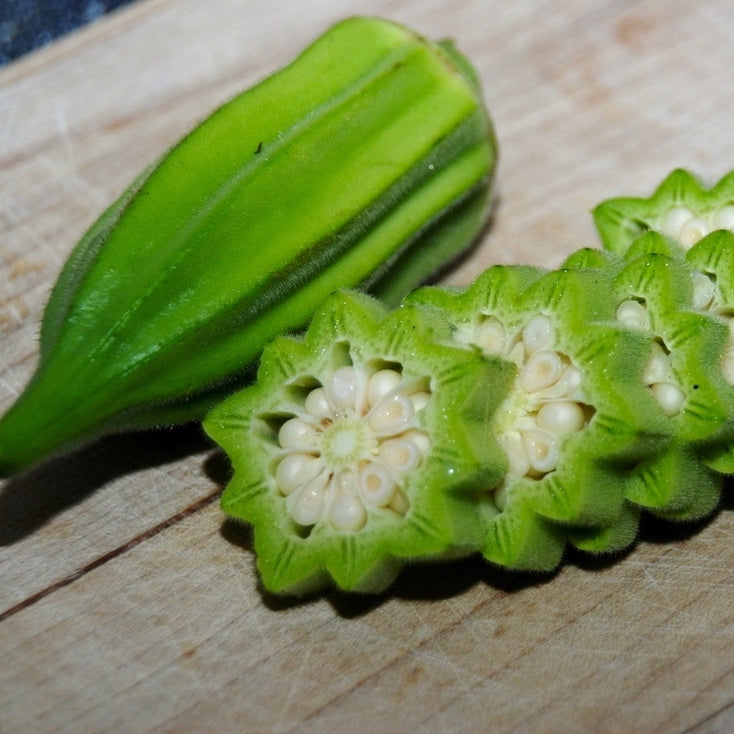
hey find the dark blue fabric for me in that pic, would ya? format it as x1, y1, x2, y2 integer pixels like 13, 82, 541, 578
0, 0, 135, 65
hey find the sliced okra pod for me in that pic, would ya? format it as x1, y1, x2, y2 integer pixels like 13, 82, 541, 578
204, 291, 515, 595
407, 264, 668, 570
612, 229, 734, 478
686, 230, 734, 473
563, 241, 728, 528
611, 251, 729, 519
0, 16, 497, 476
593, 168, 734, 254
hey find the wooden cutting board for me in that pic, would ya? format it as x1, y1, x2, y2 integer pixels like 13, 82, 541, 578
1, 0, 733, 730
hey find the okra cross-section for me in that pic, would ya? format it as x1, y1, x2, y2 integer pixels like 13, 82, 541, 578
204, 291, 514, 595
406, 264, 668, 571
593, 168, 734, 254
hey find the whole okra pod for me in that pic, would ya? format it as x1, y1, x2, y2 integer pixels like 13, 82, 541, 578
0, 16, 497, 476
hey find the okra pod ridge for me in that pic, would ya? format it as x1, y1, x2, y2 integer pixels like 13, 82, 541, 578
594, 168, 734, 254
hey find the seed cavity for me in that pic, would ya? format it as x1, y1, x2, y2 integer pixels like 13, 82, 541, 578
687, 269, 734, 387
617, 299, 649, 330
462, 313, 594, 508
616, 299, 686, 416
269, 360, 431, 532
692, 271, 716, 310
658, 203, 734, 247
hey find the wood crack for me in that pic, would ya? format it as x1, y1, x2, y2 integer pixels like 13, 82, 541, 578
0, 488, 220, 623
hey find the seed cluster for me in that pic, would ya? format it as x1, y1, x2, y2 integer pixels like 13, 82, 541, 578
616, 298, 686, 416
272, 364, 430, 532
459, 313, 591, 505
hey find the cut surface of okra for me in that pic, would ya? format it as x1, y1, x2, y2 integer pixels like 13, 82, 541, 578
205, 291, 515, 595
593, 168, 734, 253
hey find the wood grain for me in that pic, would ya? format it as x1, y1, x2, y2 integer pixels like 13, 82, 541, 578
1, 0, 733, 731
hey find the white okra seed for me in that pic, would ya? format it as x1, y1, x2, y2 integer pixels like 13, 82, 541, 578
289, 479, 328, 526
616, 299, 649, 330
692, 271, 716, 310
275, 453, 321, 494
643, 342, 672, 384
389, 488, 410, 515
522, 314, 553, 355
536, 401, 585, 434
522, 429, 559, 474
679, 217, 710, 246
304, 386, 331, 418
366, 369, 402, 407
651, 380, 686, 416
660, 205, 695, 238
401, 428, 431, 455
337, 469, 360, 496
368, 392, 414, 434
521, 350, 564, 393
328, 494, 367, 531
279, 417, 318, 450
713, 204, 734, 231
538, 363, 583, 401
502, 431, 531, 477
327, 366, 360, 410
410, 391, 431, 412
359, 462, 396, 506
549, 364, 583, 399
474, 317, 507, 354
378, 437, 422, 473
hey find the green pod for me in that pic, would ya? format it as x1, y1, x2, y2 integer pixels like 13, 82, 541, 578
204, 291, 514, 595
0, 16, 497, 476
407, 264, 669, 571
593, 168, 734, 254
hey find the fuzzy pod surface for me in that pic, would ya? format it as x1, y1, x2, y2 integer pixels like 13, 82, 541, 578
406, 264, 670, 571
593, 168, 734, 476
204, 290, 515, 595
561, 243, 729, 534
0, 16, 497, 476
593, 168, 734, 254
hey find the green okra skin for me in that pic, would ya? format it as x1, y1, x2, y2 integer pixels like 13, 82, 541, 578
686, 230, 734, 472
406, 264, 669, 571
593, 168, 734, 255
560, 243, 728, 541
204, 290, 515, 595
611, 231, 734, 482
612, 250, 733, 446
0, 16, 498, 477
566, 501, 642, 555
556, 239, 734, 552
